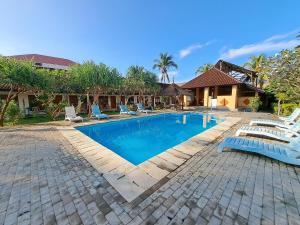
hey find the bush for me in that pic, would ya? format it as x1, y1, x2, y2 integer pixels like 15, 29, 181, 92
5, 101, 22, 124
45, 101, 68, 120
274, 103, 299, 116
249, 96, 262, 112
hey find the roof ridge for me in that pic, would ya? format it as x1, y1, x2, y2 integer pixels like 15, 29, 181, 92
10, 54, 76, 63
212, 67, 242, 84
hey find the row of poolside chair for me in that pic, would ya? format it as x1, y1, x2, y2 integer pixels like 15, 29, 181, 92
65, 103, 153, 122
218, 108, 300, 166
120, 103, 153, 115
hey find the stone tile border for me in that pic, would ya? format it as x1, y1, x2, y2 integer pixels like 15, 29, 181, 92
58, 113, 241, 202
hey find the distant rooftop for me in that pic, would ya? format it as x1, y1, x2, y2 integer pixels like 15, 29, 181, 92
176, 82, 186, 87
10, 54, 77, 69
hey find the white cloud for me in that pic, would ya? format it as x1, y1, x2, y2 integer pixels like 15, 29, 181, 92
220, 29, 300, 60
179, 41, 213, 58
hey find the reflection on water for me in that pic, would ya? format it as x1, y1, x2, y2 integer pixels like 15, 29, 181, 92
183, 115, 187, 125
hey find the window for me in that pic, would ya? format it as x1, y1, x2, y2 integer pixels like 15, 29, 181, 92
218, 86, 232, 96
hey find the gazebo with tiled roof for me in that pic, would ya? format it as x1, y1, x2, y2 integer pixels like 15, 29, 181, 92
182, 60, 264, 110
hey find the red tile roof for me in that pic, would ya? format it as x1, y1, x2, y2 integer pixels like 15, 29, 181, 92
11, 54, 76, 67
182, 68, 241, 89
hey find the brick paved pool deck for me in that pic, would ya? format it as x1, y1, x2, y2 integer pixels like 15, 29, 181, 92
0, 112, 300, 225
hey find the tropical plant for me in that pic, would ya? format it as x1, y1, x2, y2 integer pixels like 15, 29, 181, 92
4, 100, 22, 124
153, 53, 178, 83
195, 63, 214, 76
122, 66, 159, 104
266, 50, 300, 115
249, 96, 262, 112
70, 61, 122, 115
244, 54, 268, 88
0, 57, 47, 126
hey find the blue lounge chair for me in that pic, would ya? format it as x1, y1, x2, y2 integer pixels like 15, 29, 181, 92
91, 104, 109, 119
136, 103, 152, 114
218, 136, 300, 166
236, 125, 299, 143
119, 105, 137, 115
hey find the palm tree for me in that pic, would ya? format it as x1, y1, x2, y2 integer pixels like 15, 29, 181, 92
153, 53, 178, 83
244, 54, 267, 88
195, 63, 214, 76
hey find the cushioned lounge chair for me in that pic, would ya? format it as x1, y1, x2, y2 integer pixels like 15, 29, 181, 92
218, 136, 300, 166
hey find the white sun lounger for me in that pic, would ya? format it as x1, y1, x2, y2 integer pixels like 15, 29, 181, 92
218, 136, 300, 166
279, 108, 300, 122
119, 105, 137, 115
250, 108, 300, 127
136, 103, 152, 114
91, 104, 108, 119
236, 126, 299, 142
65, 106, 83, 122
250, 119, 294, 128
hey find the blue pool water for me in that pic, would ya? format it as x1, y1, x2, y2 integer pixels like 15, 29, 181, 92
76, 113, 218, 165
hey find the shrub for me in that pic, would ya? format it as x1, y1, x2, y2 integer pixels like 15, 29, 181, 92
45, 101, 68, 120
5, 101, 22, 124
274, 103, 299, 116
249, 96, 262, 112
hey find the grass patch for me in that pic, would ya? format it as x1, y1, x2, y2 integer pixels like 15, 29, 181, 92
4, 115, 64, 126
2, 112, 119, 126
104, 111, 119, 115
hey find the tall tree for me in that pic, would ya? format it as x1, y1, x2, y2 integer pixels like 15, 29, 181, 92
195, 63, 214, 76
266, 50, 300, 114
123, 65, 159, 104
70, 61, 122, 114
0, 57, 47, 126
244, 54, 268, 88
153, 53, 177, 83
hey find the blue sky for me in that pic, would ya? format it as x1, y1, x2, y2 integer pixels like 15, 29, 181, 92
0, 0, 299, 82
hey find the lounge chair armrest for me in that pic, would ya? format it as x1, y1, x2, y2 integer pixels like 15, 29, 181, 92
277, 126, 300, 136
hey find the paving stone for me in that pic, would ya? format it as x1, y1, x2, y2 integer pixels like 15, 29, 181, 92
0, 114, 300, 225
105, 211, 121, 225
93, 212, 107, 225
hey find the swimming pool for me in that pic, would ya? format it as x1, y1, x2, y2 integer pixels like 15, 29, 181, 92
76, 113, 217, 165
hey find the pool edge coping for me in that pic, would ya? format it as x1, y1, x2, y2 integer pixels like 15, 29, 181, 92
57, 113, 241, 202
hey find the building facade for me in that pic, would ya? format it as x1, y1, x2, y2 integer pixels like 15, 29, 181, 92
0, 54, 188, 114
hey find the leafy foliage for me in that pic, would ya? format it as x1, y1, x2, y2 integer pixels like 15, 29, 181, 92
0, 56, 47, 126
70, 61, 122, 114
153, 53, 177, 83
195, 63, 214, 75
249, 96, 262, 112
267, 50, 300, 101
122, 65, 160, 104
244, 54, 268, 88
4, 100, 22, 124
